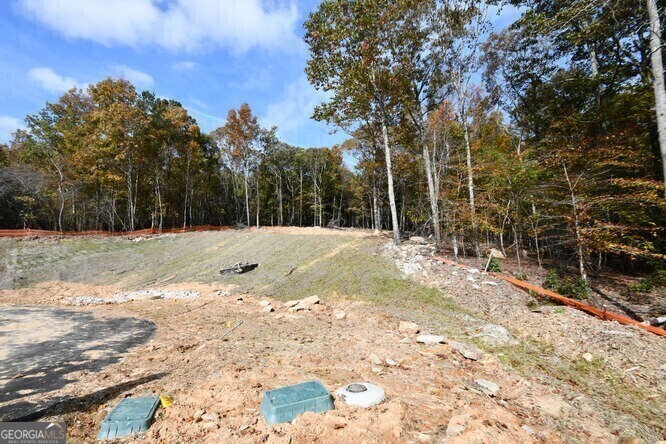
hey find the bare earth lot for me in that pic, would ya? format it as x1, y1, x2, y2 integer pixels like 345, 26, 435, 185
0, 228, 664, 443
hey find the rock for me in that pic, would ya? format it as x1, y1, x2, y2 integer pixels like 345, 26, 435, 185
416, 334, 446, 345
288, 295, 321, 311
301, 295, 321, 306
259, 300, 271, 307
333, 310, 346, 320
521, 425, 536, 435
466, 275, 476, 282
398, 321, 420, 335
474, 379, 499, 396
201, 412, 219, 422
446, 414, 470, 438
449, 340, 483, 361
482, 281, 498, 286
284, 300, 299, 308
368, 353, 383, 365
371, 367, 382, 373
385, 358, 397, 366
402, 262, 422, 275
262, 305, 274, 313
581, 352, 594, 363
472, 284, 481, 290
477, 324, 518, 347
409, 236, 427, 244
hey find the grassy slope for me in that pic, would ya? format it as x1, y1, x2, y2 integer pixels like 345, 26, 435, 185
0, 230, 662, 438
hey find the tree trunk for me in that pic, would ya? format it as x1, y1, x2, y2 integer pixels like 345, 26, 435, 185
244, 167, 250, 226
563, 163, 587, 282
647, 0, 666, 198
423, 134, 441, 243
461, 104, 479, 256
382, 121, 400, 244
278, 175, 283, 226
372, 174, 380, 233
256, 176, 260, 229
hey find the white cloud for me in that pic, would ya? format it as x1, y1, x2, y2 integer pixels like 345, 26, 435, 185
173, 61, 197, 71
18, 0, 301, 53
0, 116, 24, 143
262, 76, 337, 147
28, 67, 83, 93
112, 65, 154, 88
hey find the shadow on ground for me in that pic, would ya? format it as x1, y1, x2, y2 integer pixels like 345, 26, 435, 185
0, 306, 156, 420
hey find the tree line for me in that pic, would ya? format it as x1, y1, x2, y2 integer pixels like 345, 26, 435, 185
1, 0, 665, 281
304, 0, 666, 280
0, 80, 348, 232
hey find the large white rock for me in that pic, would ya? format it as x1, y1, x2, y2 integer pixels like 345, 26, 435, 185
398, 321, 420, 335
416, 334, 446, 345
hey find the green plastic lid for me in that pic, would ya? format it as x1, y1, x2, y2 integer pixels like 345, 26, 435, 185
97, 397, 160, 440
261, 380, 334, 424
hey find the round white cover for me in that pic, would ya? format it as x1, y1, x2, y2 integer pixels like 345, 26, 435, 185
334, 382, 385, 408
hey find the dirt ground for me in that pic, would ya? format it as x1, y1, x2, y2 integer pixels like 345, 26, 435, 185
0, 282, 643, 443
0, 229, 664, 443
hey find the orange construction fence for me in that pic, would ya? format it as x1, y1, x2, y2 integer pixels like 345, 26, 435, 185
0, 225, 232, 238
432, 256, 666, 338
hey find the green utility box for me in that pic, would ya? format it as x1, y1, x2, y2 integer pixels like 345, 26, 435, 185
261, 380, 334, 424
97, 396, 160, 440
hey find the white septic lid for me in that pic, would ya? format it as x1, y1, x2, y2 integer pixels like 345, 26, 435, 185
334, 382, 385, 408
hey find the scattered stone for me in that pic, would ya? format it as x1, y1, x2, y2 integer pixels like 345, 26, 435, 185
449, 340, 483, 361
371, 367, 382, 373
466, 275, 476, 282
368, 353, 383, 365
521, 425, 536, 435
287, 295, 321, 311
301, 295, 321, 306
476, 324, 518, 347
333, 310, 346, 320
259, 300, 271, 307
482, 281, 498, 286
214, 289, 230, 296
416, 334, 446, 345
409, 236, 427, 244
385, 358, 397, 366
200, 412, 219, 422
262, 305, 274, 313
472, 284, 481, 290
446, 414, 470, 438
582, 352, 594, 363
62, 289, 201, 306
474, 379, 499, 396
401, 262, 422, 276
398, 321, 420, 335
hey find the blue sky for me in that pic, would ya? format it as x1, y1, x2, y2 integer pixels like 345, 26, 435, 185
0, 0, 521, 160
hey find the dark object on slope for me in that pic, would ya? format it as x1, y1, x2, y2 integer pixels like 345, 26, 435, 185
220, 262, 258, 275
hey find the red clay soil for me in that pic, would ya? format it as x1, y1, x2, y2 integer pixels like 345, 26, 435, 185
0, 225, 232, 238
